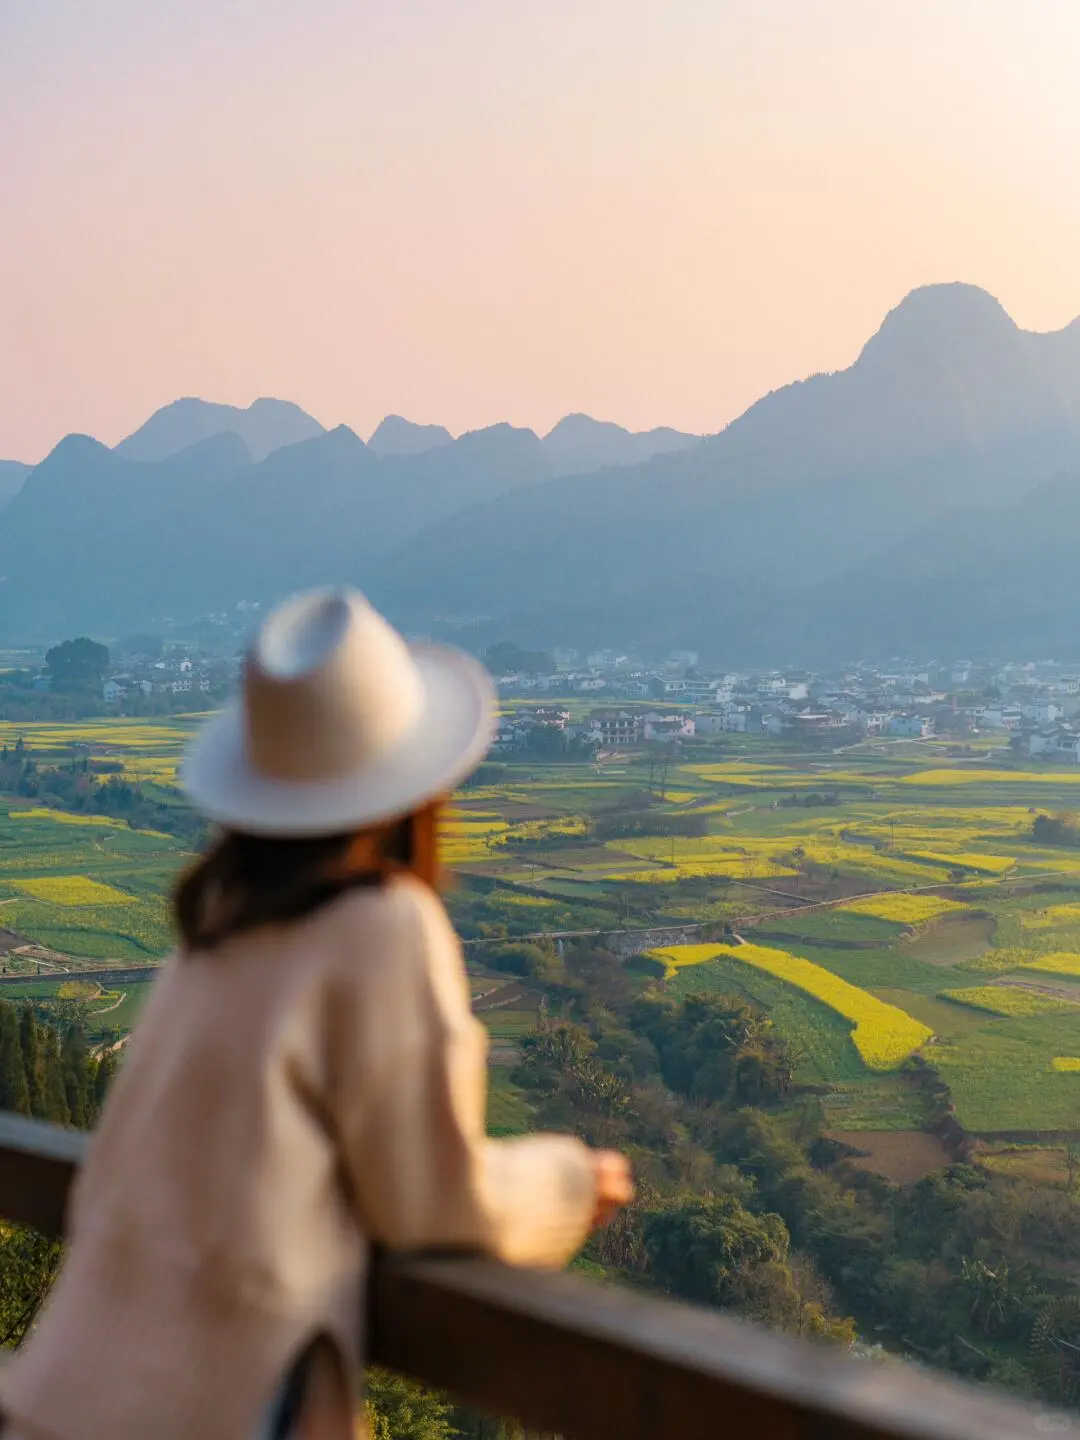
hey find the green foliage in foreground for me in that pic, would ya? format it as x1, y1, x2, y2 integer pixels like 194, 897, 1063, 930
0, 999, 114, 1348
508, 941, 1080, 1407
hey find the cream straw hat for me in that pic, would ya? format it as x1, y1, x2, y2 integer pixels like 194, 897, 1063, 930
181, 587, 495, 836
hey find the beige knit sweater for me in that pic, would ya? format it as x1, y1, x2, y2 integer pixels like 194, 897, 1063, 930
3, 876, 596, 1439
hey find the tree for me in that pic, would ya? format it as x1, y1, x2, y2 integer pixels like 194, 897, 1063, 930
0, 1225, 61, 1347
45, 637, 110, 692
18, 1002, 44, 1117
643, 1194, 791, 1307
0, 1004, 30, 1116
93, 1048, 118, 1116
61, 1024, 90, 1130
481, 642, 553, 678
364, 1369, 457, 1440
38, 1028, 70, 1126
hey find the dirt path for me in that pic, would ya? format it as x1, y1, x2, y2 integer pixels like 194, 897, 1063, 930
89, 989, 127, 1017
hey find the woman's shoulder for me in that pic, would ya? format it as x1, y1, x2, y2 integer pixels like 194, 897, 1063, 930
318, 873, 458, 959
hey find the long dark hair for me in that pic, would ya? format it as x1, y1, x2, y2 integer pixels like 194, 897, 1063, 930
174, 804, 441, 952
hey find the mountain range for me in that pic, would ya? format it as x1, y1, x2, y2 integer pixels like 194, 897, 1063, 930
4, 282, 1080, 661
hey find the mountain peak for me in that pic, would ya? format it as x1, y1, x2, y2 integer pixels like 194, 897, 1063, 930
859, 283, 1018, 367
368, 415, 453, 457
542, 412, 697, 476
115, 396, 324, 463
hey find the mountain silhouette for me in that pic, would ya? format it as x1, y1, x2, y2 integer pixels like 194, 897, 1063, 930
367, 415, 453, 456
115, 397, 325, 463
0, 461, 30, 511
0, 422, 553, 638
541, 413, 698, 476
370, 284, 1080, 656
6, 282, 1080, 657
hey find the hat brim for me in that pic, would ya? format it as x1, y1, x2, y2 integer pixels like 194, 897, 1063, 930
180, 643, 495, 837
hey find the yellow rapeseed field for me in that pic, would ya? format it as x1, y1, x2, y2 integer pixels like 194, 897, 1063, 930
838, 894, 967, 925
940, 986, 1077, 1018
1053, 1058, 1080, 1072
1021, 953, 1080, 978
14, 876, 135, 906
901, 769, 1080, 787
903, 850, 1016, 875
1021, 904, 1080, 930
652, 942, 931, 1069
7, 808, 126, 828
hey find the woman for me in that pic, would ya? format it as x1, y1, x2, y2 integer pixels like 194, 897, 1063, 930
3, 587, 631, 1439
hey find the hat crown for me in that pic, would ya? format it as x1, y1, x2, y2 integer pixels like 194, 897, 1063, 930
243, 589, 424, 783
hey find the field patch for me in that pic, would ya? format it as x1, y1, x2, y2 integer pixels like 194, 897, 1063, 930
1052, 1057, 1080, 1073
940, 985, 1079, 1018
838, 894, 967, 925
903, 914, 995, 966
900, 769, 1080, 787
902, 850, 1016, 875
751, 908, 905, 946
1020, 902, 1080, 930
654, 942, 931, 1069
830, 1129, 953, 1185
933, 1013, 1080, 1131
6, 808, 129, 829
1021, 952, 1080, 978
13, 876, 135, 906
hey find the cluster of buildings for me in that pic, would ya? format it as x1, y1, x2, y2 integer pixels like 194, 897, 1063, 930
101, 646, 236, 703
493, 655, 1080, 758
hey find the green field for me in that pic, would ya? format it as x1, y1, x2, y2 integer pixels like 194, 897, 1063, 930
11, 719, 1080, 1143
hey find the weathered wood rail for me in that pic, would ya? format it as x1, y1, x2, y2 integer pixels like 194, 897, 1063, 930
0, 1112, 1062, 1439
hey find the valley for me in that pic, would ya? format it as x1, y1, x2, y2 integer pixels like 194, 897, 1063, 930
7, 716, 1080, 1181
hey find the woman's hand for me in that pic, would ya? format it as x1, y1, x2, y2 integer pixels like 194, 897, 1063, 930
590, 1149, 633, 1229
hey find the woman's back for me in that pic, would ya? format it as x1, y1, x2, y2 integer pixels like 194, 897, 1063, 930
5, 878, 447, 1439
1, 588, 624, 1440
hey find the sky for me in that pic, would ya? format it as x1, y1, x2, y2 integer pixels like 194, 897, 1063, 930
3, 0, 1080, 463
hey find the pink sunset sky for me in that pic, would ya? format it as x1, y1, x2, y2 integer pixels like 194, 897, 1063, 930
3, 0, 1080, 463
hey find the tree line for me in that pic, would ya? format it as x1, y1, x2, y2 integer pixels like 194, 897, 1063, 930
0, 738, 207, 844
504, 941, 1080, 1405
0, 999, 116, 1348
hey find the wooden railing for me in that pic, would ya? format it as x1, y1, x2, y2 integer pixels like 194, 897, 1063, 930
0, 1112, 1061, 1439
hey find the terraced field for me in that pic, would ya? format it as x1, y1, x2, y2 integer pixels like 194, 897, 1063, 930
8, 721, 1080, 1148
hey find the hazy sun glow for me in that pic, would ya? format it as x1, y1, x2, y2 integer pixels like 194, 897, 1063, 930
3, 0, 1080, 460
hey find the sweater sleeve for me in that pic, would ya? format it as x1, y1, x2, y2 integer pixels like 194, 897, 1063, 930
329, 880, 596, 1268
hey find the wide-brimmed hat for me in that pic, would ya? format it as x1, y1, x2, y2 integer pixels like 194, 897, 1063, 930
181, 587, 495, 836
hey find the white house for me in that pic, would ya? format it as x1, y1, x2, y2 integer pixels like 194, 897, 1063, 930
587, 710, 643, 746
1022, 699, 1063, 725
886, 713, 934, 739
643, 713, 696, 742
982, 706, 1023, 732
102, 680, 126, 703
621, 679, 652, 700
692, 711, 727, 736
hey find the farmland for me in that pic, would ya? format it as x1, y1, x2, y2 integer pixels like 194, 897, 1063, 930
7, 719, 1080, 1154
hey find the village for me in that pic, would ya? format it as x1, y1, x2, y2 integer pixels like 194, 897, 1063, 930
490, 650, 1080, 759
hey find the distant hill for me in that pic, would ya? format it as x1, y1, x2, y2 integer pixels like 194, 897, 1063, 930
541, 413, 698, 476
8, 282, 1080, 657
114, 397, 325, 463
369, 284, 1080, 658
367, 415, 453, 456
0, 422, 554, 639
367, 410, 698, 472
0, 461, 30, 510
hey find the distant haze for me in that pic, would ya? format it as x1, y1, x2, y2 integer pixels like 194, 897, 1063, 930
4, 1, 1080, 461
9, 283, 1080, 661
